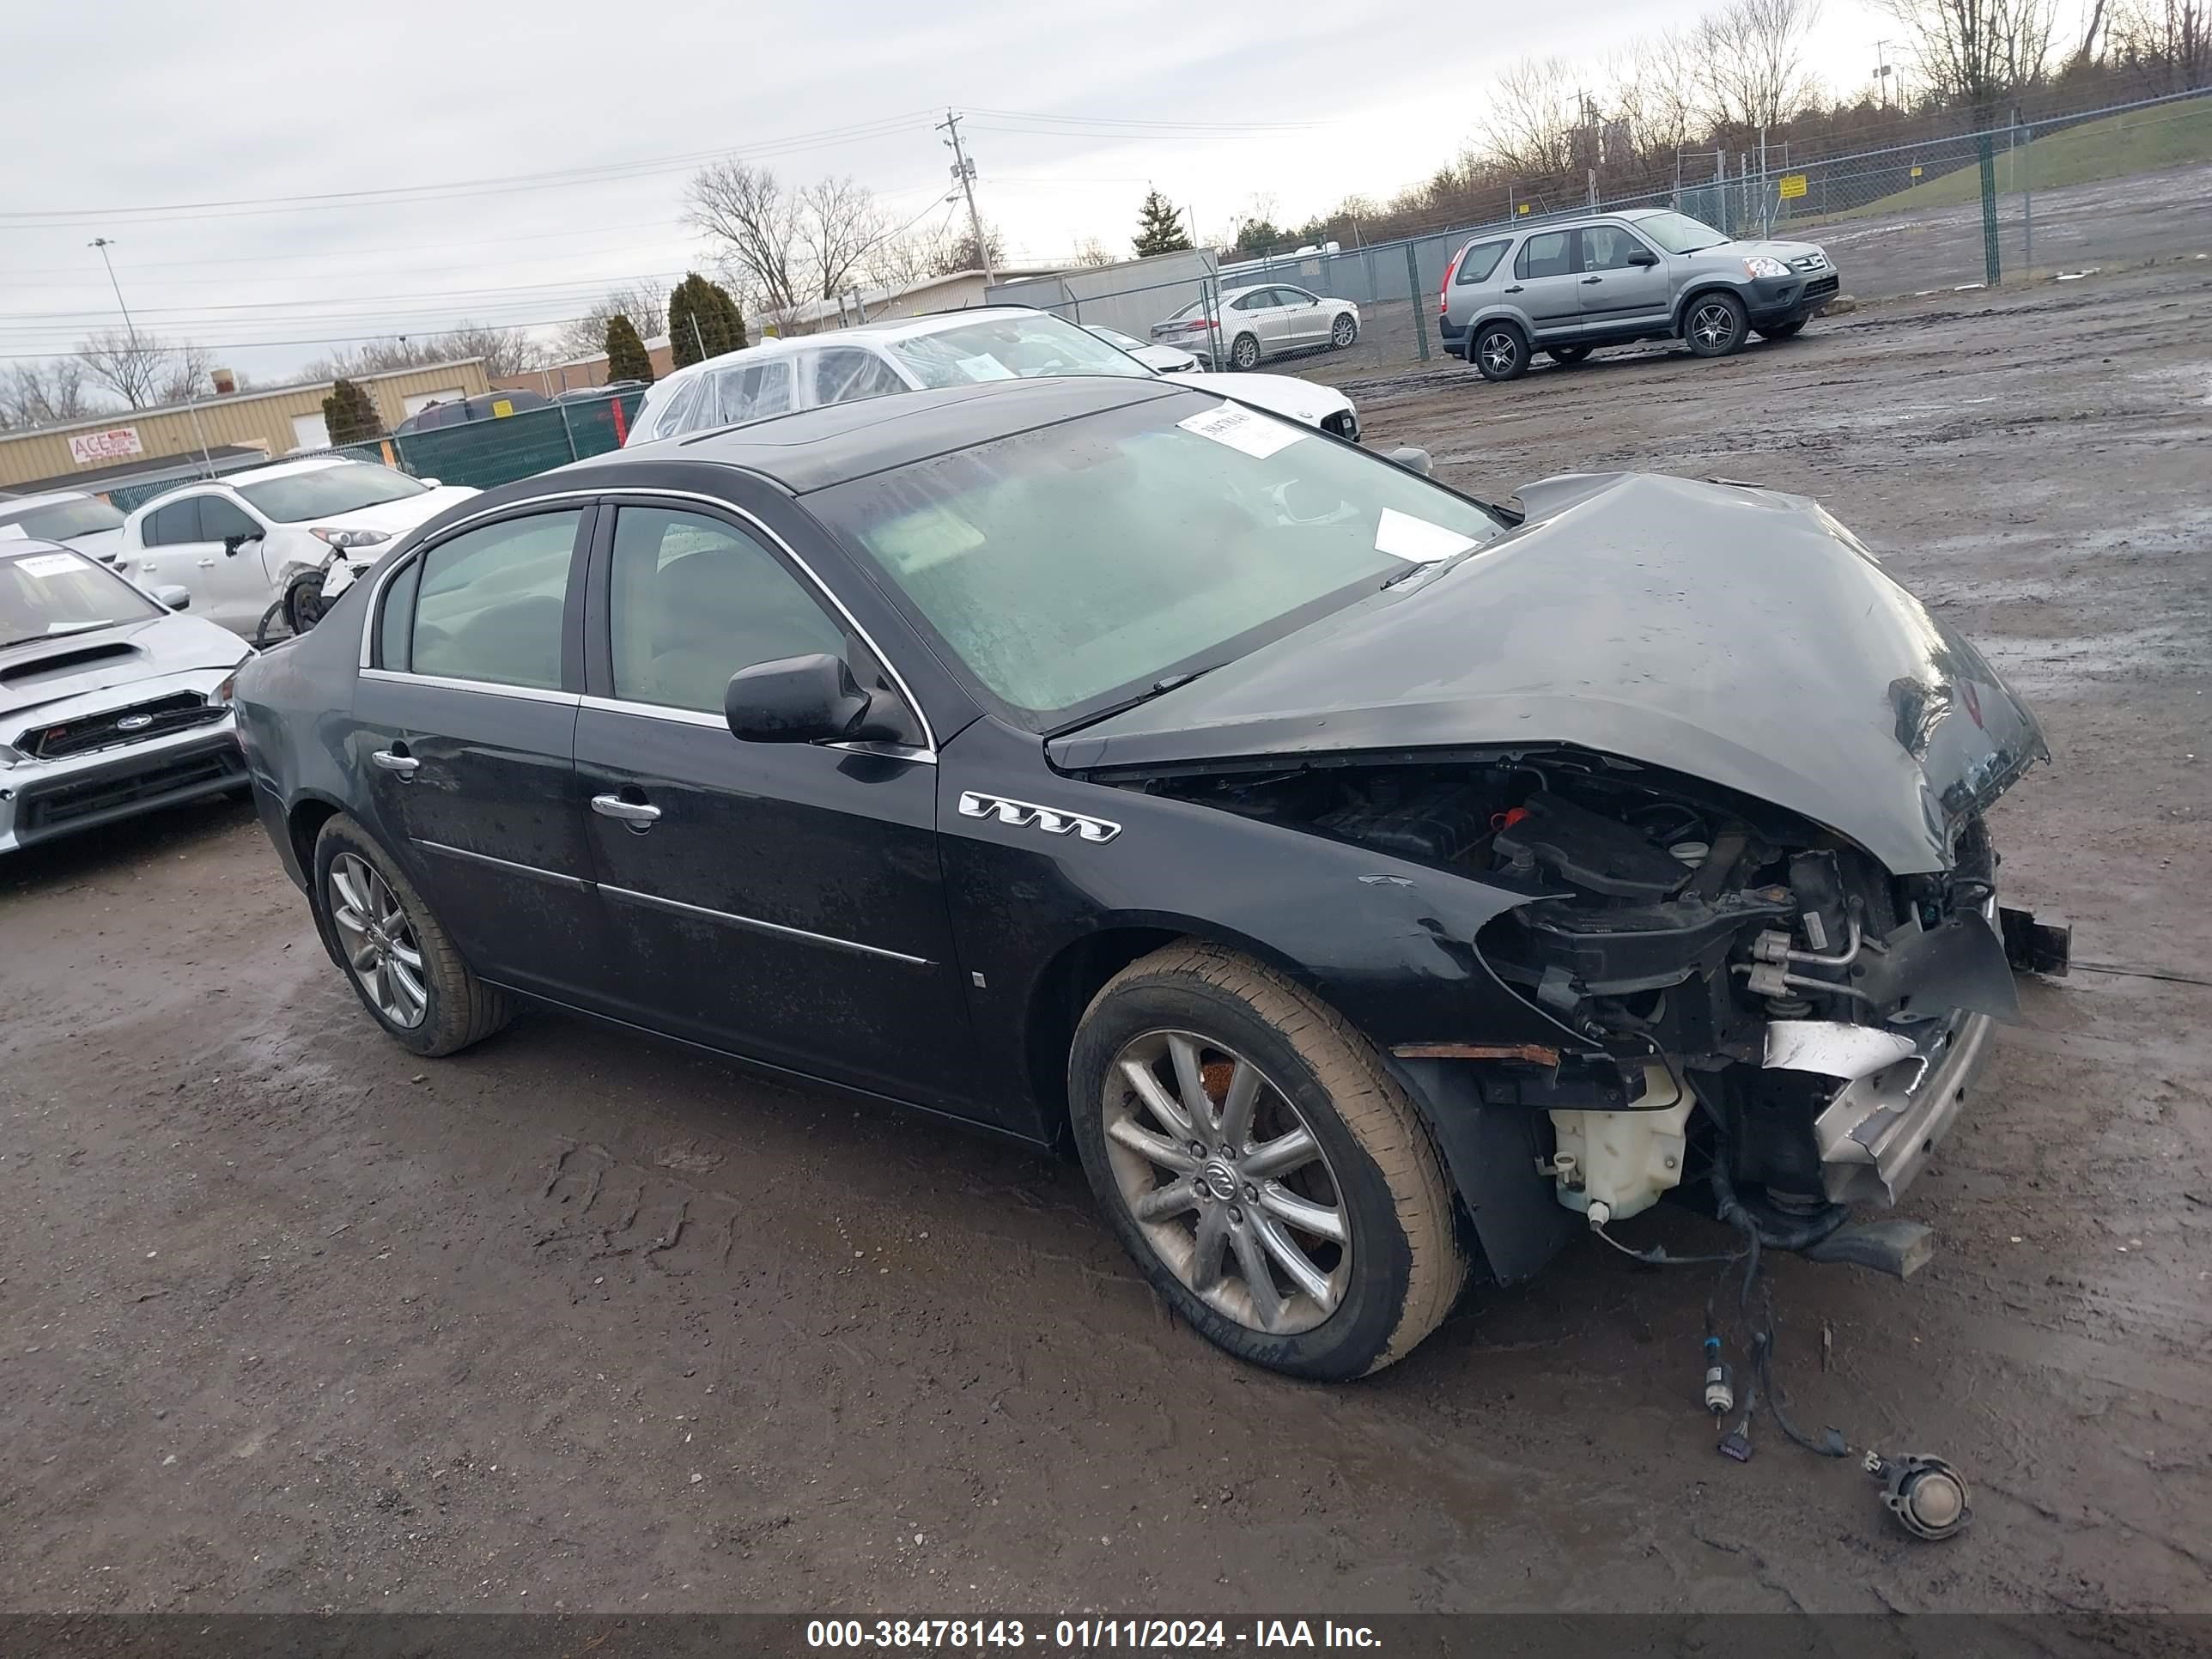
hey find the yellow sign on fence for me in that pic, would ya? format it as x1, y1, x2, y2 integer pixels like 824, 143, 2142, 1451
1778, 173, 1808, 200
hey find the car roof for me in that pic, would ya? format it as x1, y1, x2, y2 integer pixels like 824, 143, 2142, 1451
603, 374, 1192, 495
648, 306, 1109, 392
0, 536, 72, 558
211, 456, 355, 485
0, 489, 99, 515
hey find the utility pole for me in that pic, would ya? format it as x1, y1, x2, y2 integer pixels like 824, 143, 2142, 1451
937, 110, 993, 288
1874, 40, 1893, 108
91, 234, 214, 476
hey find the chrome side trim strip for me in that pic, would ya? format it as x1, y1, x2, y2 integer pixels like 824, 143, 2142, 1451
576, 694, 937, 763
360, 667, 581, 707
415, 839, 593, 890
357, 486, 939, 760
599, 882, 933, 966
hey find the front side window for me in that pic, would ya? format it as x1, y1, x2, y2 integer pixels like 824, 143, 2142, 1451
1579, 226, 1649, 270
239, 463, 427, 523
1633, 211, 1729, 254
143, 498, 204, 547
1455, 240, 1511, 284
811, 349, 909, 408
812, 394, 1506, 728
707, 360, 793, 428
1516, 231, 1574, 279
407, 509, 580, 690
886, 313, 1154, 389
198, 495, 262, 542
2, 497, 125, 541
0, 548, 159, 646
608, 507, 847, 715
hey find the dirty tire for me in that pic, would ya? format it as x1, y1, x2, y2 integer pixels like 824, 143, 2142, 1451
1754, 316, 1808, 342
1230, 332, 1261, 371
1069, 941, 1467, 1380
1684, 290, 1749, 357
312, 813, 511, 1058
1546, 344, 1593, 366
1473, 322, 1529, 381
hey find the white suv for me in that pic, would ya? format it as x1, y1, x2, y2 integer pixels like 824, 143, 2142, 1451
626, 307, 1361, 448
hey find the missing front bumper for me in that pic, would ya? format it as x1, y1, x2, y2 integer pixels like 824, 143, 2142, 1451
1812, 1008, 1997, 1206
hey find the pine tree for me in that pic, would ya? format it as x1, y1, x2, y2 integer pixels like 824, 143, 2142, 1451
322, 377, 384, 446
1133, 191, 1194, 258
668, 272, 750, 368
605, 313, 654, 385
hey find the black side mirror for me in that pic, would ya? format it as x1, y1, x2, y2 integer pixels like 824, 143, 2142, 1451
1627, 249, 1659, 268
725, 653, 904, 745
222, 532, 260, 556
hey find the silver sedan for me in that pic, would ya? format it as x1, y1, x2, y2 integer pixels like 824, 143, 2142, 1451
1152, 285, 1361, 371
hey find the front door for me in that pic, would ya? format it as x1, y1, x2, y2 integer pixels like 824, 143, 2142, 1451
572, 501, 976, 1106
1276, 287, 1327, 346
1507, 229, 1584, 339
1576, 225, 1672, 331
133, 495, 270, 633
352, 504, 606, 1000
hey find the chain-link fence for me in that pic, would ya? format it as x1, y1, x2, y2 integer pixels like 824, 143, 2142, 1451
105, 388, 648, 515
1010, 87, 2212, 385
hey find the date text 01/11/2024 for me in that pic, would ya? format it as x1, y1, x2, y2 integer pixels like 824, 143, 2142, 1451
805, 1619, 1383, 1650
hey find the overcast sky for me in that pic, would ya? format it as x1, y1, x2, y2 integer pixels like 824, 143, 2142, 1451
4, 0, 1894, 388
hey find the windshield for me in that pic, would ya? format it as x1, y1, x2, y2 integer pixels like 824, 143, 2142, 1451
1, 498, 126, 541
886, 313, 1156, 390
1634, 211, 1731, 254
238, 463, 427, 523
0, 548, 159, 647
1090, 327, 1145, 349
813, 394, 1507, 729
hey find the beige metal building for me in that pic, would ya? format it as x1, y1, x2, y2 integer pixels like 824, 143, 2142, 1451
0, 361, 491, 494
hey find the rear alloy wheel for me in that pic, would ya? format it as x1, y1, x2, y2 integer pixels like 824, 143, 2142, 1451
1474, 322, 1529, 381
1230, 332, 1261, 371
1070, 943, 1466, 1378
1546, 344, 1593, 367
1754, 316, 1808, 342
313, 814, 511, 1057
1329, 313, 1358, 349
1685, 291, 1749, 357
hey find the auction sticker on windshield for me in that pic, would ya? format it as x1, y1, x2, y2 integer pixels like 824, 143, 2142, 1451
15, 552, 85, 579
1178, 402, 1304, 459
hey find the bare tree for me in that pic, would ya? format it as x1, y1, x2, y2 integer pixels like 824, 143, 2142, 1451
797, 176, 885, 301
1611, 31, 1709, 167
1478, 57, 1585, 179
933, 222, 1006, 276
1, 360, 100, 429
686, 161, 803, 315
439, 324, 543, 379
859, 225, 953, 294
155, 343, 216, 406
1695, 0, 1824, 132
2110, 0, 2209, 88
1071, 237, 1119, 268
306, 324, 539, 383
555, 283, 668, 362
76, 329, 175, 410
1881, 0, 2061, 113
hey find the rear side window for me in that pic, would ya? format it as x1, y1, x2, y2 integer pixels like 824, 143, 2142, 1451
1516, 231, 1574, 279
1455, 240, 1510, 284
143, 498, 202, 546
407, 510, 581, 691
707, 361, 793, 428
811, 349, 908, 408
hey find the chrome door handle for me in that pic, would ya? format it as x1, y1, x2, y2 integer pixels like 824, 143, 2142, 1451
196, 558, 217, 568
1581, 276, 1603, 284
591, 793, 661, 827
371, 750, 419, 776
1504, 285, 1524, 294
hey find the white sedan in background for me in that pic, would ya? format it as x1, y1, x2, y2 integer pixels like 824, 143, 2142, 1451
1152, 284, 1360, 371
118, 458, 478, 638
627, 307, 1361, 447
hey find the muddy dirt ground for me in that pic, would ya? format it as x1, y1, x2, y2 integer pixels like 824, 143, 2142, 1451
3, 263, 2208, 1616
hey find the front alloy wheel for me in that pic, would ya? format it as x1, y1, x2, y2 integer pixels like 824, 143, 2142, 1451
1329, 313, 1358, 349
1102, 1030, 1351, 1336
1686, 292, 1748, 357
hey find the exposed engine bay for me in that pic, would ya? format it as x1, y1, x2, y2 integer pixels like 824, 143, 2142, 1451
1137, 750, 2051, 1245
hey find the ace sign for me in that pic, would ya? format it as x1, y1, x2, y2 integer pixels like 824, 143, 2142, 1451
68, 426, 143, 466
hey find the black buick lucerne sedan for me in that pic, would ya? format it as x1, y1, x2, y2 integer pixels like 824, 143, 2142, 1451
234, 375, 2050, 1378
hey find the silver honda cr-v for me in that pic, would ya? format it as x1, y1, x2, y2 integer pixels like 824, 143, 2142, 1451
1438, 209, 1839, 380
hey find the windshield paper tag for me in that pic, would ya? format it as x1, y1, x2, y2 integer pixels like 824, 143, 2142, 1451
955, 356, 1018, 382
17, 552, 83, 578
1178, 402, 1304, 459
1374, 507, 1478, 563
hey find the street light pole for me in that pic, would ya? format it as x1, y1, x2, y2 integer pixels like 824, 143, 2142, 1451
88, 235, 215, 477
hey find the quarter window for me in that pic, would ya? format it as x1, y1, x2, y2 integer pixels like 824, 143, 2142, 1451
811, 349, 908, 408
1454, 239, 1510, 284
408, 510, 581, 691
143, 498, 203, 546
1515, 231, 1574, 280
647, 377, 703, 440
707, 360, 793, 428
607, 507, 848, 716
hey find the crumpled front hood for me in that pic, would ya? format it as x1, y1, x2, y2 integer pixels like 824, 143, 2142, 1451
0, 611, 247, 720
1049, 472, 2045, 875
1181, 371, 1352, 428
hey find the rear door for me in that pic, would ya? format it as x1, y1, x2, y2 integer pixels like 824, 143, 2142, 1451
1508, 229, 1584, 338
1576, 224, 1671, 330
352, 503, 606, 1000
570, 495, 978, 1106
